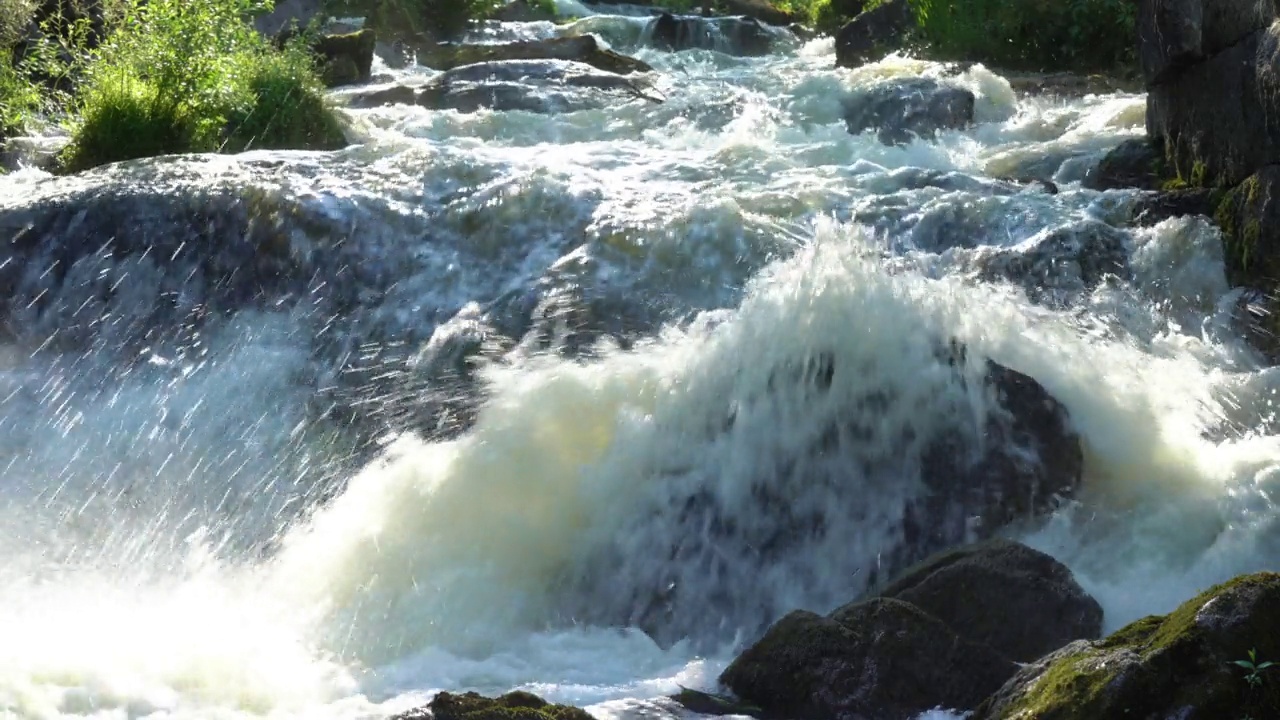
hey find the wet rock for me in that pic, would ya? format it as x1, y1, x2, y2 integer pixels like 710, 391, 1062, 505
975, 572, 1280, 720
977, 220, 1131, 306
343, 83, 420, 108
669, 688, 762, 717
719, 0, 796, 26
418, 36, 652, 75
720, 598, 1015, 720
1214, 166, 1280, 359
1083, 138, 1164, 191
313, 29, 377, 87
0, 134, 69, 173
417, 60, 662, 114
1130, 187, 1216, 226
876, 538, 1103, 662
646, 13, 779, 56
392, 691, 594, 720
834, 0, 912, 69
1138, 0, 1275, 85
842, 78, 975, 145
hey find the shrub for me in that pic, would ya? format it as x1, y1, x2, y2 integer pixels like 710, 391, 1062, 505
0, 48, 42, 138
62, 0, 345, 171
0, 0, 37, 50
899, 0, 1137, 72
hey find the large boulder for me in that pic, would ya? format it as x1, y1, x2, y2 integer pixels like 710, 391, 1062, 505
646, 13, 780, 56
834, 0, 913, 69
418, 36, 653, 75
975, 572, 1280, 720
720, 598, 1015, 720
720, 0, 796, 26
1138, 0, 1275, 85
392, 691, 594, 720
415, 60, 663, 114
875, 538, 1104, 662
1146, 20, 1280, 188
841, 78, 974, 145
556, 342, 1085, 650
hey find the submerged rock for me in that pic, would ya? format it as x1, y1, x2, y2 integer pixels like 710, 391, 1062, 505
876, 538, 1103, 662
392, 691, 594, 720
1130, 187, 1216, 226
646, 13, 780, 56
842, 78, 975, 145
417, 60, 662, 114
418, 36, 653, 76
558, 341, 1084, 650
721, 598, 1014, 720
977, 220, 1131, 306
834, 0, 912, 69
975, 572, 1280, 720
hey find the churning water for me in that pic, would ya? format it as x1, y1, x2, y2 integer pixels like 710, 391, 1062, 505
1, 4, 1278, 719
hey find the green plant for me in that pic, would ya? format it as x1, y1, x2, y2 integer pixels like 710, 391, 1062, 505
0, 47, 42, 137
864, 0, 1136, 73
325, 0, 507, 41
0, 0, 37, 50
62, 0, 344, 171
1232, 648, 1276, 689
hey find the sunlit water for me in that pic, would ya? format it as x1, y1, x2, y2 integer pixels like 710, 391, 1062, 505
1, 5, 1277, 720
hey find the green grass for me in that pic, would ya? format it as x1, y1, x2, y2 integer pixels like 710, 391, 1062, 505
0, 48, 42, 138
60, 0, 345, 171
882, 0, 1137, 72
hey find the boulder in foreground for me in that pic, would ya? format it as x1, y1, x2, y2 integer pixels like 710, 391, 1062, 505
975, 572, 1280, 720
392, 691, 594, 720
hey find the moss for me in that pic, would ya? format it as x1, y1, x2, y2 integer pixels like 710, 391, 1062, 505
982, 573, 1280, 720
427, 691, 594, 720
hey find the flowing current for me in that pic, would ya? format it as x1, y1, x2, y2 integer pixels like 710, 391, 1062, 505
2, 4, 1280, 719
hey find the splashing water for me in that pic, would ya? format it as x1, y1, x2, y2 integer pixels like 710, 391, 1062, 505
0, 8, 1277, 720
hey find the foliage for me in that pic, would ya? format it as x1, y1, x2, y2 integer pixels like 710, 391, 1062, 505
0, 0, 37, 50
0, 48, 42, 137
888, 0, 1137, 72
61, 0, 344, 171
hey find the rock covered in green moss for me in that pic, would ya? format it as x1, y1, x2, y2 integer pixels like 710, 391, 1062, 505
876, 538, 1103, 662
314, 29, 376, 87
392, 691, 595, 720
720, 598, 1014, 720
975, 572, 1280, 720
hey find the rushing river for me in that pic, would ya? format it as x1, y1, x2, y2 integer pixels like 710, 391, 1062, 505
1, 3, 1278, 719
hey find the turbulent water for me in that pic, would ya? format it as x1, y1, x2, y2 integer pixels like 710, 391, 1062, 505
2, 2, 1280, 719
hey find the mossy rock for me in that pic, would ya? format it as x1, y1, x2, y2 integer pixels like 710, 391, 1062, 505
720, 598, 1015, 720
314, 29, 376, 87
669, 687, 762, 717
1082, 138, 1165, 192
391, 691, 594, 720
974, 572, 1280, 720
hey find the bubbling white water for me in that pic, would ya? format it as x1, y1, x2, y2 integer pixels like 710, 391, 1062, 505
0, 12, 1276, 720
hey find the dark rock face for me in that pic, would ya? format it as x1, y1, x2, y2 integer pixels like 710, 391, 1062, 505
720, 0, 796, 26
417, 36, 653, 76
1139, 0, 1275, 85
842, 78, 974, 145
720, 599, 1015, 720
977, 221, 1131, 306
392, 691, 594, 720
975, 572, 1280, 720
834, 0, 912, 69
876, 538, 1104, 662
1146, 22, 1280, 188
416, 60, 662, 114
314, 29, 377, 87
1130, 188, 1217, 226
1083, 138, 1163, 191
647, 13, 780, 56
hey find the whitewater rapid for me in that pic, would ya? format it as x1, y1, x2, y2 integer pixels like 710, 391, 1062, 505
1, 5, 1278, 720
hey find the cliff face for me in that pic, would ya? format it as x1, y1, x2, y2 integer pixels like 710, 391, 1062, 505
1138, 0, 1280, 359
